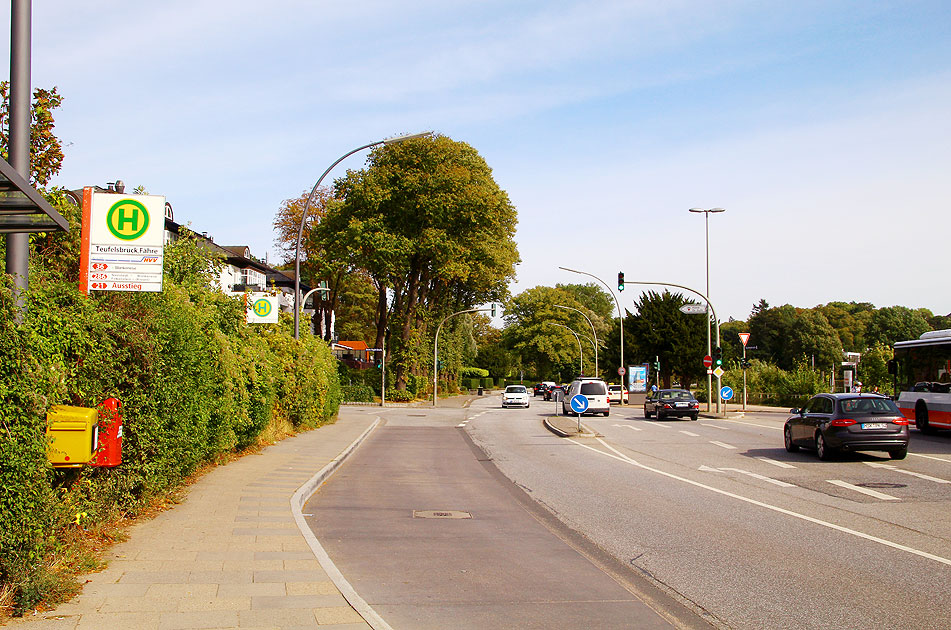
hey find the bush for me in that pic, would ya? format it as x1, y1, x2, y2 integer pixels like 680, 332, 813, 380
341, 384, 375, 402
460, 366, 489, 378
481, 377, 494, 389
0, 229, 341, 616
387, 388, 415, 402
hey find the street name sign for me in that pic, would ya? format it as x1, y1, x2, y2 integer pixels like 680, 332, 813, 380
80, 189, 166, 293
679, 303, 707, 315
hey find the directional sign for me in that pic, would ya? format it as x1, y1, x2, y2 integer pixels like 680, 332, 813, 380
569, 394, 589, 414
720, 385, 735, 401
679, 303, 708, 315
703, 355, 713, 368
739, 332, 751, 347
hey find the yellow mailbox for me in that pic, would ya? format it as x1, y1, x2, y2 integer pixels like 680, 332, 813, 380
46, 406, 99, 468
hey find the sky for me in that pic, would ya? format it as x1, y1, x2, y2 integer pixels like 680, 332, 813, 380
3, 0, 950, 323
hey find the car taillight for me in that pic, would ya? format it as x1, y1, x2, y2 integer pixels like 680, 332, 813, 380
893, 418, 910, 425
691, 403, 699, 408
663, 403, 673, 408
829, 418, 856, 427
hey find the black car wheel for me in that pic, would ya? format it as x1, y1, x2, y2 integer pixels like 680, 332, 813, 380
889, 447, 908, 460
657, 411, 665, 421
916, 402, 935, 434
690, 413, 698, 421
816, 432, 835, 461
603, 411, 610, 417
644, 407, 652, 419
784, 426, 799, 453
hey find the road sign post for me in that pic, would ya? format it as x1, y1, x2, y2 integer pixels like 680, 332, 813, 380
739, 332, 750, 411
720, 385, 734, 417
570, 394, 589, 432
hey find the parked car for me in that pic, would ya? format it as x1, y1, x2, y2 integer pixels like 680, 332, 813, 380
561, 377, 610, 416
644, 389, 700, 420
533, 383, 546, 396
501, 385, 531, 409
607, 384, 629, 404
784, 393, 909, 460
544, 384, 565, 401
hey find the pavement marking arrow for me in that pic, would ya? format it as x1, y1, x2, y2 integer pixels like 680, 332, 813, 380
720, 467, 796, 488
756, 457, 797, 469
863, 461, 951, 484
827, 479, 900, 501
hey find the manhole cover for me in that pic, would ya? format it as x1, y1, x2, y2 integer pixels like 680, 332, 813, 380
413, 510, 472, 519
858, 482, 906, 489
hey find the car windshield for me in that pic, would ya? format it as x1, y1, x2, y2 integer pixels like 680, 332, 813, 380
838, 397, 900, 415
506, 386, 527, 394
660, 390, 692, 400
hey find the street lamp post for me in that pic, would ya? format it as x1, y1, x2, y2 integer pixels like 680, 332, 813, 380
433, 306, 493, 406
688, 207, 725, 411
293, 131, 431, 340
627, 280, 723, 415
553, 304, 598, 377
558, 267, 625, 403
549, 323, 586, 376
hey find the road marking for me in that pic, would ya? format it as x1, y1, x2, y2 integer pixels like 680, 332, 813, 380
827, 479, 900, 501
909, 452, 951, 464
863, 462, 951, 484
649, 422, 672, 429
703, 466, 796, 488
613, 424, 643, 431
456, 423, 467, 427
565, 437, 951, 567
679, 430, 700, 437
718, 418, 783, 431
756, 457, 797, 469
700, 423, 729, 430
709, 441, 736, 450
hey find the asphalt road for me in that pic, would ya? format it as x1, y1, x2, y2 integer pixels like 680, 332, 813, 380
467, 395, 951, 629
304, 403, 710, 630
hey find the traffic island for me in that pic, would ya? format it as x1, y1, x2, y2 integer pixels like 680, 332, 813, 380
543, 415, 601, 438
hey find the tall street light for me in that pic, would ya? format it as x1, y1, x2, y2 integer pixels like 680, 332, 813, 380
558, 267, 625, 403
688, 207, 725, 411
549, 323, 586, 376
554, 304, 598, 377
294, 131, 432, 340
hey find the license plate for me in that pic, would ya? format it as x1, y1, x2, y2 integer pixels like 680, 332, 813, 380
862, 423, 887, 430
675, 402, 687, 408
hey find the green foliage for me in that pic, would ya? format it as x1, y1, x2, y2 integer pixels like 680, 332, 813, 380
341, 384, 376, 402
386, 388, 415, 402
718, 360, 828, 407
0, 83, 64, 186
460, 367, 489, 378
628, 290, 707, 388
0, 228, 340, 614
465, 378, 482, 390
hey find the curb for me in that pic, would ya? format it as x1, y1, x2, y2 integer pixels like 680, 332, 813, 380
543, 416, 571, 437
290, 417, 393, 630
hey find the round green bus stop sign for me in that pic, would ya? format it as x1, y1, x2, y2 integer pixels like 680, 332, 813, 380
106, 199, 150, 241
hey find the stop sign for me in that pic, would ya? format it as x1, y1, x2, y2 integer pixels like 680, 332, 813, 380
703, 355, 713, 368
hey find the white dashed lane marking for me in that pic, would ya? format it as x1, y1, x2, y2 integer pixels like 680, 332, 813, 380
827, 479, 900, 501
709, 440, 737, 450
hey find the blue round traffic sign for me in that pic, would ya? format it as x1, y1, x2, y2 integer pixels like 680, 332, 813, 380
569, 394, 589, 414
720, 386, 734, 401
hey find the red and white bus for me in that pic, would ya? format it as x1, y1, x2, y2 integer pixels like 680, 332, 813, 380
893, 329, 951, 433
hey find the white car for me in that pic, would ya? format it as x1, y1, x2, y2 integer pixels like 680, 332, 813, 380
607, 385, 629, 404
561, 377, 610, 416
501, 385, 531, 408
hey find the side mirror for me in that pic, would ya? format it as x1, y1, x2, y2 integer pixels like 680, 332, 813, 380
790, 408, 801, 415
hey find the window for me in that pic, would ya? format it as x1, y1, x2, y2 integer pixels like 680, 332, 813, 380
580, 382, 605, 395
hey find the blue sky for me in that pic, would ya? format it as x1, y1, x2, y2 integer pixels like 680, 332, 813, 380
4, 1, 950, 322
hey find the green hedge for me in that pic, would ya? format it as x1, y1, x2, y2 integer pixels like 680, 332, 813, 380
465, 378, 481, 390
481, 377, 494, 389
460, 366, 489, 378
0, 227, 340, 616
341, 384, 376, 402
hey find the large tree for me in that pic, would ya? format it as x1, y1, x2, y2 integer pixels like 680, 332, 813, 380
627, 290, 707, 388
0, 83, 63, 186
319, 135, 519, 389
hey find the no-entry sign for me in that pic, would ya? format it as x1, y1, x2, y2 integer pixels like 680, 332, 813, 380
703, 355, 713, 368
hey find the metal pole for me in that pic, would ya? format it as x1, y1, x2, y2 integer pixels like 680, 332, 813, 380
550, 323, 584, 376
294, 132, 431, 340
558, 267, 624, 403
704, 212, 711, 411
381, 334, 386, 407
6, 0, 31, 323
554, 304, 598, 377
742, 344, 747, 412
433, 306, 492, 406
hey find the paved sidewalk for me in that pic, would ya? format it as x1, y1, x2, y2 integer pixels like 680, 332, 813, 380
10, 409, 381, 630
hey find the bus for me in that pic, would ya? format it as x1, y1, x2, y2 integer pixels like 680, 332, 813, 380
892, 329, 951, 433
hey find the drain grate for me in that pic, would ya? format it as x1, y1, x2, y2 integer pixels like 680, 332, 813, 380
413, 510, 472, 519
858, 482, 906, 489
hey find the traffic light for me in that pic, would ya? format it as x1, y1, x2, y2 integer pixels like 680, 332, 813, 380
618, 271, 625, 292
652, 359, 660, 372
490, 303, 497, 317
713, 346, 723, 367
740, 357, 750, 370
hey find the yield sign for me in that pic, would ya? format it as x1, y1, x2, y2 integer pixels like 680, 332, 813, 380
739, 332, 750, 347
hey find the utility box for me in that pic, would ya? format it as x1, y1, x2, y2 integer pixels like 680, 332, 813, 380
91, 398, 122, 467
46, 406, 98, 468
